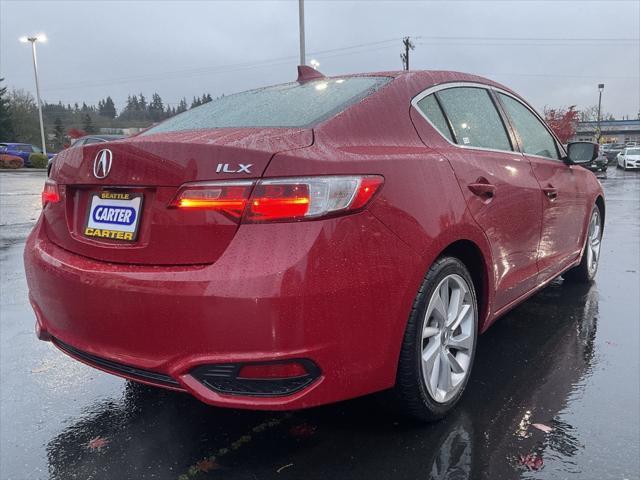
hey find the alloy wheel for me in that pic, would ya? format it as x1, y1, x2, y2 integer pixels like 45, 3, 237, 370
586, 209, 602, 276
421, 274, 476, 403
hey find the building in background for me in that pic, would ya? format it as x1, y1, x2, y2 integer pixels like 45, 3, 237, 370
571, 119, 640, 144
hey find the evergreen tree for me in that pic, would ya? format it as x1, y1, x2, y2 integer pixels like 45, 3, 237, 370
102, 96, 116, 119
53, 117, 65, 150
176, 98, 188, 113
190, 96, 201, 109
138, 93, 148, 116
0, 78, 14, 140
82, 113, 96, 134
148, 93, 164, 121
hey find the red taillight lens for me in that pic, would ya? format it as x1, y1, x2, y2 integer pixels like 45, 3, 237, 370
170, 181, 253, 219
41, 180, 60, 207
247, 183, 311, 221
170, 175, 383, 223
350, 176, 385, 210
238, 361, 308, 379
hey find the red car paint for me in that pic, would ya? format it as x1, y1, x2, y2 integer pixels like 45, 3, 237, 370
24, 70, 604, 410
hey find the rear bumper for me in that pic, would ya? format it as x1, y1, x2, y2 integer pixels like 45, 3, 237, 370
24, 213, 422, 410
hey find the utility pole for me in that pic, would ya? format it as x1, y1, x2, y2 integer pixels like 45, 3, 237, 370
400, 37, 415, 71
596, 83, 605, 143
298, 0, 306, 65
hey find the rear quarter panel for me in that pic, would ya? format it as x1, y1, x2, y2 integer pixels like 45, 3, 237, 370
266, 74, 497, 343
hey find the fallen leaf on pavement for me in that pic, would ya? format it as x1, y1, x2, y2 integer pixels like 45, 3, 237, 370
87, 436, 109, 451
195, 458, 218, 473
289, 424, 316, 438
520, 453, 544, 471
531, 423, 553, 433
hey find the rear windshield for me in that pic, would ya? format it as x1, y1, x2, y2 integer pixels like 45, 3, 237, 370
143, 76, 391, 134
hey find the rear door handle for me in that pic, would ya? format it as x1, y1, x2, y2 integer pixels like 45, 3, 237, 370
468, 182, 496, 198
542, 185, 558, 200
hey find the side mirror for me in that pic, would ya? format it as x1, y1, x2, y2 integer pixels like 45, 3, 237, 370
566, 142, 599, 164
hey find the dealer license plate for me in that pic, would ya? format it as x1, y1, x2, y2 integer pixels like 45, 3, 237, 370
84, 191, 143, 242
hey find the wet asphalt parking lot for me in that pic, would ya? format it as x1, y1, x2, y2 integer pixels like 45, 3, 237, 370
1, 168, 638, 480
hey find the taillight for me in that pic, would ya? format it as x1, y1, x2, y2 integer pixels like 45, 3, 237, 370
170, 181, 253, 219
171, 175, 383, 223
41, 180, 60, 207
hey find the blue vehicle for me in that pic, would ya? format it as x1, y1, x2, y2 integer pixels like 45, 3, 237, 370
0, 142, 55, 167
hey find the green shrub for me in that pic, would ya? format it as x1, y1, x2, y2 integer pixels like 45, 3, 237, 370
0, 154, 24, 169
29, 152, 49, 168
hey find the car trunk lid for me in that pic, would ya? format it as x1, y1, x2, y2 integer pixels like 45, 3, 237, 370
44, 128, 312, 265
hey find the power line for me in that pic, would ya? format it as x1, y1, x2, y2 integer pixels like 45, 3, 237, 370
41, 35, 638, 93
41, 38, 403, 92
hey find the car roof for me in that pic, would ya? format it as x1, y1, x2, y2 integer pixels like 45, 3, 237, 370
341, 69, 517, 92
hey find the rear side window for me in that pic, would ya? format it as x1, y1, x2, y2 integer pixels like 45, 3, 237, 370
416, 94, 454, 142
498, 93, 560, 160
143, 77, 391, 134
436, 87, 512, 151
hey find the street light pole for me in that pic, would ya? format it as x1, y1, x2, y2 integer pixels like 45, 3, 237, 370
596, 83, 605, 143
20, 34, 47, 155
298, 0, 305, 66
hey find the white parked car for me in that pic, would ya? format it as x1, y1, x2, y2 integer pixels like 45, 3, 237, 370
617, 147, 640, 170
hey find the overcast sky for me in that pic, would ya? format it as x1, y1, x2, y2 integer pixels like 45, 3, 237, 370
1, 0, 639, 118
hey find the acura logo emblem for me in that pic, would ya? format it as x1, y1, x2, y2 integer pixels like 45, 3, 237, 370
93, 149, 113, 179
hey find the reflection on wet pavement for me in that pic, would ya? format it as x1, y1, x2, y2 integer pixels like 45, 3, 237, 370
1, 170, 638, 480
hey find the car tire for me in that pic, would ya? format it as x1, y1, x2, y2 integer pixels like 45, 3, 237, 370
564, 205, 603, 283
394, 256, 478, 422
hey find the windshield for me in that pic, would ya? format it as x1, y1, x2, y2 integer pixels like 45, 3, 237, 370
627, 148, 640, 155
143, 77, 391, 134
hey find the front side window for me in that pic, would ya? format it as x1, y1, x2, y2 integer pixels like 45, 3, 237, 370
498, 93, 560, 160
415, 94, 454, 142
436, 87, 512, 151
31, 145, 42, 153
143, 76, 391, 134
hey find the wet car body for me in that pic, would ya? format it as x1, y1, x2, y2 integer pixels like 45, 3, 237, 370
47, 135, 126, 176
24, 69, 604, 413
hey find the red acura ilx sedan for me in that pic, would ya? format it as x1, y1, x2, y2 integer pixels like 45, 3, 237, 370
24, 67, 604, 420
